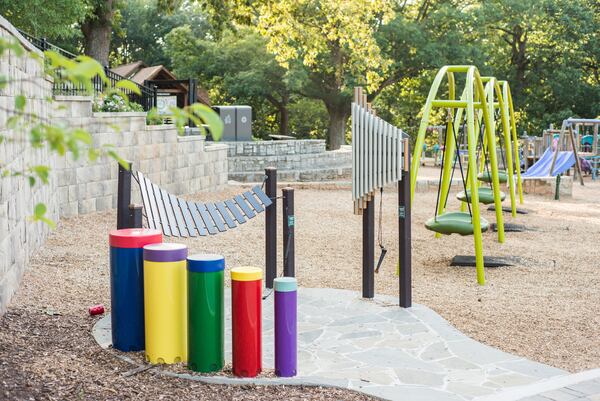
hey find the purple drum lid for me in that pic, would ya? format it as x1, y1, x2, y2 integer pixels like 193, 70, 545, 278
143, 243, 188, 262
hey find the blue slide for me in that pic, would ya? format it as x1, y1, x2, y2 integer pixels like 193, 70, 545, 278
522, 148, 575, 177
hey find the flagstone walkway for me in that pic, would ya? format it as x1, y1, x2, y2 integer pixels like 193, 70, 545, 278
93, 288, 571, 401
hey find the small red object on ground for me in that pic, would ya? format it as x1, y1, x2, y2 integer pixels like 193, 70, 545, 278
89, 304, 105, 316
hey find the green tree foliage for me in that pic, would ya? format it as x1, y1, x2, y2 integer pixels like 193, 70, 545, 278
475, 0, 600, 133
125, 0, 600, 141
0, 0, 88, 39
165, 27, 292, 137
111, 0, 210, 67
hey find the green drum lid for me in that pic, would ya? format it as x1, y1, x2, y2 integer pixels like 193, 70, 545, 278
477, 170, 508, 183
274, 277, 297, 292
425, 212, 489, 236
456, 187, 506, 205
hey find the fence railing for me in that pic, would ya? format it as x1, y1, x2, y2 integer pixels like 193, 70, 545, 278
17, 29, 157, 111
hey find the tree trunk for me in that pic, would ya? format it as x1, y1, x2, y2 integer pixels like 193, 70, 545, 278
325, 102, 350, 150
279, 105, 289, 136
81, 0, 115, 66
510, 25, 528, 101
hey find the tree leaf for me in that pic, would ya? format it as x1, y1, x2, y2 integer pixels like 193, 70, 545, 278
34, 203, 47, 218
15, 95, 26, 111
188, 103, 224, 141
115, 80, 142, 95
31, 165, 50, 184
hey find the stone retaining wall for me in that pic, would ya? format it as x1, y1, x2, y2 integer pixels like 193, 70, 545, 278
0, 16, 228, 314
0, 17, 56, 315
225, 140, 352, 182
52, 98, 228, 217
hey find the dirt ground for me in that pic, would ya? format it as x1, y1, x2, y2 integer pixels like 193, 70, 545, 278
1, 168, 599, 399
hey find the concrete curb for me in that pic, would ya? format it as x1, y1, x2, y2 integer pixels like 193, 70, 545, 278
474, 368, 600, 401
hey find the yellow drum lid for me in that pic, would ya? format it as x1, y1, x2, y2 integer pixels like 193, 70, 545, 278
231, 266, 263, 281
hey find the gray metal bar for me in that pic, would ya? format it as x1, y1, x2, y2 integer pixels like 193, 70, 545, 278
205, 202, 227, 232
234, 194, 256, 219
216, 201, 237, 229
243, 191, 264, 212
187, 200, 208, 236
251, 186, 272, 207
225, 199, 247, 224
195, 202, 218, 235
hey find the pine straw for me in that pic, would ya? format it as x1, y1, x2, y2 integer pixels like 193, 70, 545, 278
1, 173, 599, 399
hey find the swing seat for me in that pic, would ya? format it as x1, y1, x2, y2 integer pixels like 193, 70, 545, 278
477, 170, 508, 184
456, 187, 506, 205
425, 212, 489, 236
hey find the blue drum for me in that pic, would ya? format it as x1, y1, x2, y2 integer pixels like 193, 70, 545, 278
109, 228, 162, 351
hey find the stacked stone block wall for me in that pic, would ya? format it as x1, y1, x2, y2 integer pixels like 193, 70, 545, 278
0, 17, 56, 315
225, 140, 352, 182
52, 102, 229, 217
0, 16, 228, 314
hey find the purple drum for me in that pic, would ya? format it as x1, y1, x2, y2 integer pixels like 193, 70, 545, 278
273, 277, 297, 377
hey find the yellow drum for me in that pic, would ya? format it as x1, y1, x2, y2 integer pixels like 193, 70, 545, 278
143, 243, 188, 364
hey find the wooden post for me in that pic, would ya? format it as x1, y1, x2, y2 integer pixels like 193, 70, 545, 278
568, 126, 585, 186
265, 167, 277, 288
362, 199, 375, 299
593, 124, 598, 156
117, 162, 132, 229
549, 131, 561, 176
129, 204, 143, 229
282, 187, 295, 277
399, 140, 411, 308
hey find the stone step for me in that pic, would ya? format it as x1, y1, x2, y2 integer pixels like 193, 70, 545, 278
229, 167, 352, 182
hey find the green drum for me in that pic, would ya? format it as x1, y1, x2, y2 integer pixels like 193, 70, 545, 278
187, 254, 225, 373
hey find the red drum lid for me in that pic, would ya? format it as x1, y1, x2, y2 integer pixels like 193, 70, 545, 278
109, 228, 162, 248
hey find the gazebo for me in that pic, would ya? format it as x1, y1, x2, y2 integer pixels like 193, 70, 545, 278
110, 61, 210, 111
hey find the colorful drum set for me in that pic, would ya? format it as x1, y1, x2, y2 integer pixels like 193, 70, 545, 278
108, 228, 297, 378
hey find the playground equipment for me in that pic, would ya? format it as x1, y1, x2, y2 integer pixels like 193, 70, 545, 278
524, 119, 586, 186
112, 163, 298, 377
109, 228, 162, 352
351, 87, 411, 306
456, 77, 523, 219
274, 277, 298, 377
117, 164, 295, 289
143, 243, 188, 364
411, 65, 507, 285
187, 254, 225, 373
521, 135, 544, 170
231, 267, 263, 378
522, 148, 575, 177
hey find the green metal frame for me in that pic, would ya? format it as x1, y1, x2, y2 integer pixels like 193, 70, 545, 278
499, 81, 524, 205
411, 65, 504, 285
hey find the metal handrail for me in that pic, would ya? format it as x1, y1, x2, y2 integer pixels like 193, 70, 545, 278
16, 29, 156, 111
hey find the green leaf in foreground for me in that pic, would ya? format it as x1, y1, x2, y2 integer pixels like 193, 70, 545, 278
115, 80, 142, 95
32, 202, 56, 228
15, 95, 26, 111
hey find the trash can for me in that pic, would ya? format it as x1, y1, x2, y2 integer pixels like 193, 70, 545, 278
274, 277, 297, 377
231, 266, 262, 377
236, 106, 252, 141
213, 106, 236, 141
143, 243, 188, 364
187, 254, 225, 373
109, 228, 162, 352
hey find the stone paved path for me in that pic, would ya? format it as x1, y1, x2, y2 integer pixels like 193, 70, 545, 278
93, 288, 570, 401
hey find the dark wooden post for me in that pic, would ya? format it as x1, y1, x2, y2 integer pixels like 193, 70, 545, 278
399, 139, 412, 308
265, 167, 277, 288
282, 187, 295, 277
362, 199, 375, 298
129, 204, 143, 229
117, 162, 133, 229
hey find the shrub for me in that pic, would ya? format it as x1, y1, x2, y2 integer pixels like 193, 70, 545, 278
93, 93, 144, 113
